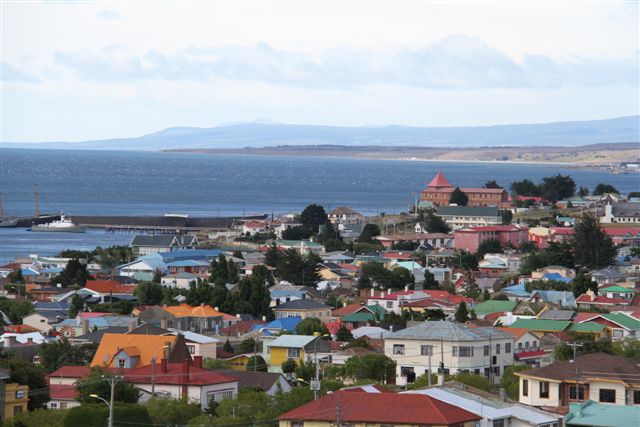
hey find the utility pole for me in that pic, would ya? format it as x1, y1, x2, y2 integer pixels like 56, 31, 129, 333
428, 347, 432, 386
33, 185, 40, 218
151, 357, 156, 396
102, 375, 121, 427
568, 342, 584, 400
336, 394, 341, 426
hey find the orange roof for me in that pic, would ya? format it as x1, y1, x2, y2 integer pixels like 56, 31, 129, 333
90, 333, 177, 369
427, 172, 453, 189
163, 303, 229, 318
497, 327, 531, 340
86, 280, 136, 294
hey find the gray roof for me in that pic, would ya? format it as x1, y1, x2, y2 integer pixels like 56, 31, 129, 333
612, 202, 640, 218
593, 267, 624, 279
273, 299, 329, 310
130, 234, 197, 248
74, 326, 129, 343
436, 206, 500, 217
386, 321, 513, 341
537, 309, 575, 321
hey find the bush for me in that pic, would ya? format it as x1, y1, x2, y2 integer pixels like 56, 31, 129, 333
4, 408, 67, 427
64, 403, 152, 427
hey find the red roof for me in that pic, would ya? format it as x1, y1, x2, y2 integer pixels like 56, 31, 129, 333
337, 263, 359, 272
422, 290, 473, 305
381, 252, 414, 260
602, 227, 640, 237
49, 384, 78, 400
332, 302, 373, 317
219, 320, 266, 335
515, 349, 547, 360
279, 391, 480, 425
576, 294, 630, 305
574, 312, 599, 323
459, 225, 521, 233
48, 365, 92, 379
427, 172, 453, 189
85, 280, 136, 294
401, 298, 456, 309
122, 362, 238, 386
550, 227, 575, 235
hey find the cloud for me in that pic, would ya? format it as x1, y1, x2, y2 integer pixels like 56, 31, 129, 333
96, 9, 121, 20
50, 35, 638, 89
0, 62, 40, 83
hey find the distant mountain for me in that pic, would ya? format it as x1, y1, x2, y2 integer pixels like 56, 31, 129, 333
3, 116, 638, 150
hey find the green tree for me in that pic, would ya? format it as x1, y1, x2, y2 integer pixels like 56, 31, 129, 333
451, 250, 478, 270
265, 243, 279, 267
344, 354, 396, 383
336, 325, 353, 341
7, 268, 23, 283
358, 223, 382, 244
39, 339, 98, 372
69, 293, 84, 318
572, 270, 597, 297
281, 358, 297, 378
572, 214, 617, 269
455, 301, 470, 323
202, 358, 230, 370
134, 281, 164, 305
64, 404, 152, 427
0, 297, 35, 323
578, 186, 590, 196
51, 258, 89, 287
611, 337, 640, 360
593, 183, 619, 195
145, 397, 202, 427
539, 174, 576, 203
482, 288, 491, 301
501, 209, 513, 225
295, 359, 316, 382
484, 180, 503, 189
300, 204, 327, 232
223, 338, 233, 354
3, 408, 67, 427
227, 259, 239, 283
239, 338, 257, 354
461, 271, 480, 299
450, 372, 494, 392
501, 365, 531, 399
0, 357, 48, 410
511, 179, 540, 197
282, 225, 314, 240
295, 318, 329, 336
422, 269, 438, 290
276, 249, 320, 286
76, 368, 139, 404
152, 269, 162, 284
449, 186, 469, 206
421, 209, 450, 233
476, 238, 502, 258
246, 355, 268, 372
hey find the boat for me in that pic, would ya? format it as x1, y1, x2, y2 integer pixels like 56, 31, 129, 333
0, 217, 19, 227
30, 212, 86, 233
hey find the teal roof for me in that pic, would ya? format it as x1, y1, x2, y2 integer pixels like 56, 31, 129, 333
565, 400, 640, 427
276, 240, 324, 248
395, 261, 423, 270
599, 285, 634, 293
509, 319, 571, 332
473, 300, 517, 316
342, 312, 377, 323
568, 322, 605, 333
601, 313, 640, 330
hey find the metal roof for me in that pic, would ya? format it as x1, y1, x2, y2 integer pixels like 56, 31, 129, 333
386, 321, 513, 341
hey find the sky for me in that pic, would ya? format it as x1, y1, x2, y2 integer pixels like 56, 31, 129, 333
1, 0, 639, 142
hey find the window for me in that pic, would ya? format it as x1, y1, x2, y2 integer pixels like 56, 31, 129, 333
505, 343, 511, 353
393, 344, 405, 355
421, 345, 433, 356
492, 419, 506, 427
539, 381, 549, 398
291, 423, 304, 427
400, 366, 415, 378
187, 345, 196, 354
60, 402, 67, 409
633, 390, 640, 405
612, 329, 623, 338
288, 348, 301, 358
50, 403, 58, 409
525, 341, 530, 349
599, 389, 616, 403
532, 341, 538, 349
484, 368, 491, 378
495, 344, 501, 354
386, 301, 393, 309
522, 379, 528, 397
484, 345, 490, 356
118, 359, 126, 368
459, 346, 473, 357
569, 385, 585, 400
493, 366, 500, 376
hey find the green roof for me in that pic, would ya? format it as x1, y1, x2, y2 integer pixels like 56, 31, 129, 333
599, 285, 634, 293
601, 313, 640, 330
437, 206, 500, 217
568, 322, 606, 333
366, 304, 387, 317
473, 300, 517, 316
509, 318, 571, 332
342, 312, 377, 323
566, 400, 640, 427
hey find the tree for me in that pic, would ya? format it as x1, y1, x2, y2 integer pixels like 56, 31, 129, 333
449, 187, 468, 206
545, 240, 575, 268
572, 214, 617, 269
76, 369, 139, 404
420, 209, 450, 233
476, 238, 502, 258
484, 180, 503, 189
134, 281, 164, 306
578, 186, 590, 197
572, 270, 597, 297
222, 338, 233, 354
239, 338, 257, 354
0, 297, 35, 324
51, 258, 90, 287
449, 372, 494, 392
451, 250, 478, 270
39, 339, 98, 372
611, 337, 640, 360
265, 243, 279, 267
501, 365, 532, 399
336, 325, 353, 341
593, 183, 619, 195
482, 288, 491, 301
246, 355, 268, 372
151, 269, 162, 283
0, 357, 48, 409
300, 204, 327, 232
296, 318, 329, 336
64, 403, 152, 427
455, 301, 470, 323
422, 269, 438, 290
282, 225, 314, 240
281, 358, 297, 378
7, 268, 23, 284
69, 293, 84, 318
344, 354, 396, 383
358, 223, 381, 244
500, 209, 513, 225
539, 174, 576, 203
3, 408, 67, 427
145, 397, 202, 427
511, 179, 540, 197
276, 249, 320, 286
461, 271, 480, 299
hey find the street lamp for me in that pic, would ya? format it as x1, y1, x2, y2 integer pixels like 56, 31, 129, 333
312, 334, 331, 400
89, 394, 112, 427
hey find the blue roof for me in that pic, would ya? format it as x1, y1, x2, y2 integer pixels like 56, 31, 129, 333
532, 290, 576, 307
40, 267, 64, 274
165, 259, 210, 267
270, 290, 307, 299
159, 249, 221, 262
57, 315, 137, 329
21, 268, 40, 276
33, 301, 70, 311
543, 273, 573, 283
253, 316, 302, 332
501, 283, 531, 297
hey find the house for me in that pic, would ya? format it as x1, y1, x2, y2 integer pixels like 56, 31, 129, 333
80, 280, 137, 303
375, 233, 453, 249
327, 207, 365, 224
125, 356, 238, 409
455, 226, 528, 253
537, 309, 576, 321
419, 171, 509, 207
508, 319, 571, 338
556, 216, 576, 227
274, 240, 325, 255
279, 390, 482, 427
436, 206, 502, 230
130, 234, 199, 256
90, 333, 192, 369
272, 299, 331, 321
160, 272, 202, 289
576, 290, 633, 310
385, 321, 514, 385
251, 317, 302, 336
339, 305, 387, 329
223, 354, 254, 371
601, 202, 640, 224
473, 300, 517, 317
22, 312, 59, 333
406, 382, 560, 427
574, 312, 640, 340
515, 353, 640, 408
165, 259, 210, 275
531, 266, 575, 282
242, 220, 269, 235
331, 302, 386, 323
0, 377, 29, 421
350, 326, 391, 340
167, 329, 218, 359
265, 335, 330, 372
161, 303, 237, 335
602, 227, 640, 246
46, 365, 90, 410
497, 327, 544, 363
591, 267, 626, 285
117, 253, 167, 279
222, 370, 292, 395
565, 400, 640, 427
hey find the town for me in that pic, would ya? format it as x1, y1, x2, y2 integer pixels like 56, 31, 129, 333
0, 171, 639, 427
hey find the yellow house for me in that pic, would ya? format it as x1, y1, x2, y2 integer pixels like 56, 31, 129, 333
266, 335, 330, 372
2, 383, 29, 420
224, 353, 253, 371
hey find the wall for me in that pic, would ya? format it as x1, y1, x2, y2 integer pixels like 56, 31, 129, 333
3, 383, 28, 420
589, 381, 628, 406
518, 377, 561, 407
269, 347, 306, 368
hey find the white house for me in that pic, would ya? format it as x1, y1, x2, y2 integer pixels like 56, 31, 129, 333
385, 321, 514, 386
601, 202, 640, 224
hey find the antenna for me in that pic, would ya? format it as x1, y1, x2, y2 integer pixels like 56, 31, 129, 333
33, 185, 40, 217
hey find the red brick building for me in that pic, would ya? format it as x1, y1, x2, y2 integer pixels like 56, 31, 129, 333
419, 171, 509, 207
454, 225, 528, 253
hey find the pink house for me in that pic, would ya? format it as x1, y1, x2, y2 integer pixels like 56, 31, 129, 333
454, 225, 528, 253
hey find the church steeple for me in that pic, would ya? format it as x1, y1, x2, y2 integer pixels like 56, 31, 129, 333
427, 172, 453, 189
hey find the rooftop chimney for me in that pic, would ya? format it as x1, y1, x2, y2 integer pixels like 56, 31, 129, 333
160, 358, 167, 373
499, 388, 507, 402
193, 355, 203, 368
82, 319, 89, 336
160, 319, 168, 329
3, 336, 16, 347
370, 288, 375, 297
128, 320, 137, 332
